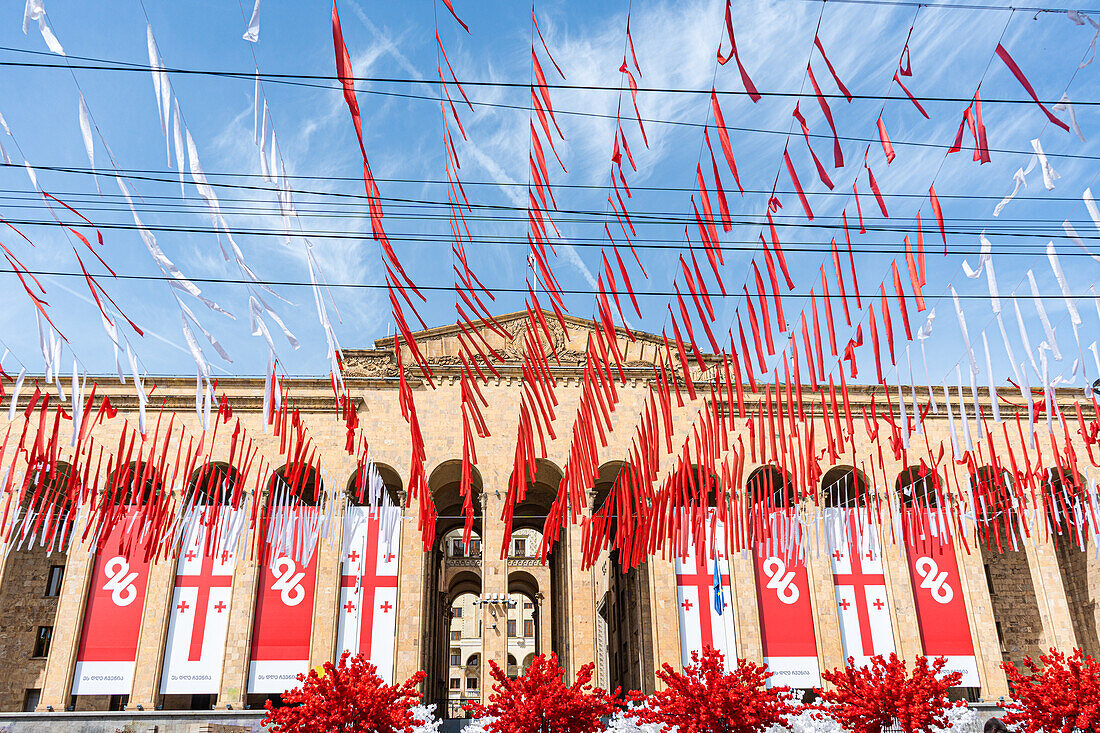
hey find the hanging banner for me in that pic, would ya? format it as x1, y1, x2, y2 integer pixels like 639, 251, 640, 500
675, 513, 737, 669
902, 508, 980, 686
751, 511, 819, 688
72, 510, 153, 695
337, 504, 401, 682
160, 513, 238, 694
826, 508, 896, 666
247, 523, 318, 694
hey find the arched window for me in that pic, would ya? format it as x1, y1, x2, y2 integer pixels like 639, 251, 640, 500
745, 465, 797, 509
896, 465, 941, 507
822, 466, 868, 508
188, 462, 238, 505
269, 463, 322, 506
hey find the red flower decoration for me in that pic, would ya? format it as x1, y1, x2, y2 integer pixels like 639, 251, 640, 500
1002, 648, 1100, 733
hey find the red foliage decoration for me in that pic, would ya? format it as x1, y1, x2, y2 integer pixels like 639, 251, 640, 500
815, 654, 963, 733
464, 652, 624, 733
262, 650, 426, 733
1001, 648, 1100, 733
627, 646, 799, 733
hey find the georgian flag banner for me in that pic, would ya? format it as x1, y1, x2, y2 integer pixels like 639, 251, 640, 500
72, 509, 153, 695
248, 523, 318, 694
751, 511, 819, 688
675, 513, 736, 669
160, 512, 239, 695
902, 508, 980, 686
337, 504, 401, 682
826, 508, 896, 667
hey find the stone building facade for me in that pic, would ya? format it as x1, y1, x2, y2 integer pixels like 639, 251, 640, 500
0, 311, 1095, 721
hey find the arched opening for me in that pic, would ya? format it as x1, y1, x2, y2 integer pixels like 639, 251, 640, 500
508, 460, 569, 673
507, 571, 542, 677
746, 465, 797, 509
970, 466, 1043, 673
442, 571, 482, 719
269, 463, 322, 506
1046, 468, 1100, 657
896, 464, 941, 507
346, 463, 402, 508
113, 461, 165, 505
424, 460, 484, 712
188, 462, 239, 505
822, 466, 868, 508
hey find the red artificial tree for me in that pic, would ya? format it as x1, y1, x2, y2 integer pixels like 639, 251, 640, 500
464, 652, 624, 733
627, 646, 799, 733
262, 650, 426, 733
815, 654, 963, 733
1001, 648, 1100, 733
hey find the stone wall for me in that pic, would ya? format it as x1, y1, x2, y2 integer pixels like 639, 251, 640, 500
1054, 538, 1100, 658
0, 544, 66, 711
982, 545, 1043, 673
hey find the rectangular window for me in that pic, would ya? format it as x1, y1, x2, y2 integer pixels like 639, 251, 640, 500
523, 602, 533, 610
467, 677, 479, 690
450, 648, 461, 666
524, 620, 534, 637
450, 629, 461, 641
470, 539, 481, 556
45, 566, 64, 597
22, 689, 40, 713
513, 539, 526, 557
32, 626, 51, 658
451, 539, 463, 557
449, 678, 460, 690
507, 620, 516, 637
453, 607, 462, 618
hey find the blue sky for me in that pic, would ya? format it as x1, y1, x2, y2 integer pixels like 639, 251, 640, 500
1, 0, 1098, 396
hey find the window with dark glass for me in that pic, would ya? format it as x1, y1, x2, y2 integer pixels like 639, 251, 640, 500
453, 607, 462, 618
507, 620, 516, 637
523, 620, 534, 637
22, 689, 40, 712
513, 539, 526, 557
45, 565, 64, 597
449, 678, 460, 690
32, 626, 51, 658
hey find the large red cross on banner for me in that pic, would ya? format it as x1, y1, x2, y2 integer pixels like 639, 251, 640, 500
174, 550, 234, 661
341, 511, 398, 657
832, 546, 887, 655
675, 548, 730, 649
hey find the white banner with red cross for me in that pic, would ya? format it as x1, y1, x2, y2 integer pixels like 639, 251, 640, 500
902, 508, 980, 686
337, 504, 401, 682
675, 512, 737, 670
72, 508, 152, 695
160, 512, 239, 694
751, 510, 819, 688
826, 508, 896, 667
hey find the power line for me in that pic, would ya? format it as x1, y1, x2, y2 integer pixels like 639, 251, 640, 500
24, 265, 1100, 297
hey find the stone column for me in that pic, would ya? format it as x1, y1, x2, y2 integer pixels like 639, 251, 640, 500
647, 557, 681, 684
216, 526, 260, 709
309, 508, 342, 669
566, 519, 595, 675
393, 490, 428, 684
479, 489, 508, 688
730, 550, 762, 664
806, 522, 844, 682
37, 532, 95, 711
127, 554, 177, 708
1022, 532, 1078, 652
955, 528, 1009, 698
878, 524, 923, 662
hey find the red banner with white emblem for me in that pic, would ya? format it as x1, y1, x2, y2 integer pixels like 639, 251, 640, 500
160, 513, 238, 694
337, 505, 401, 682
248, 518, 318, 694
72, 509, 153, 695
751, 511, 819, 688
902, 508, 979, 686
827, 508, 896, 667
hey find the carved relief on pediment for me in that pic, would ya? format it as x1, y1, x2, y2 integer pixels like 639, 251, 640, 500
342, 351, 399, 378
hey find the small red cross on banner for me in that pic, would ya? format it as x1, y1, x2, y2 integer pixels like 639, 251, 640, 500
873, 599, 885, 610
344, 601, 356, 613
384, 552, 396, 563
185, 551, 197, 562
839, 599, 851, 610
380, 601, 393, 613
681, 600, 693, 611
833, 550, 844, 561
214, 601, 227, 613
348, 550, 359, 563
177, 600, 190, 613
